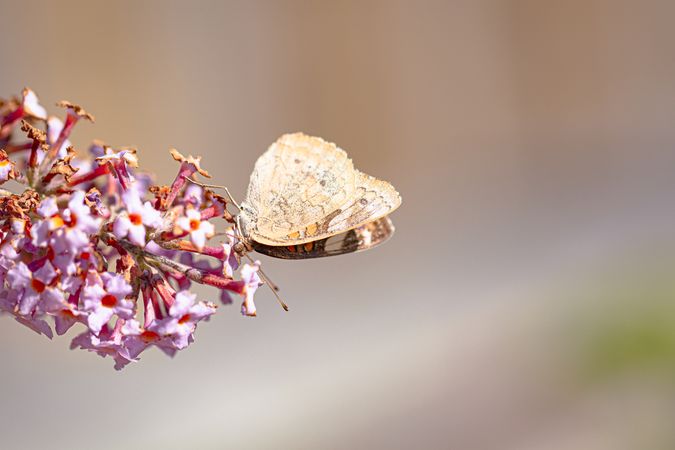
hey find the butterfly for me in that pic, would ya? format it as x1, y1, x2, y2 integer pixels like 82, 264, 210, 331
235, 133, 401, 260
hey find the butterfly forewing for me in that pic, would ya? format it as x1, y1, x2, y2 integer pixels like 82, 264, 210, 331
239, 132, 401, 257
241, 133, 358, 244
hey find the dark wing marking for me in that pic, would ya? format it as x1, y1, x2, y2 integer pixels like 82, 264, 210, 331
252, 216, 395, 260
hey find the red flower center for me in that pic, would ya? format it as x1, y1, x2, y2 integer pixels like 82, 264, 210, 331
101, 294, 117, 308
61, 309, 76, 319
31, 279, 46, 293
178, 314, 191, 324
189, 219, 200, 231
129, 213, 143, 226
80, 252, 90, 260
141, 330, 160, 342
68, 213, 78, 228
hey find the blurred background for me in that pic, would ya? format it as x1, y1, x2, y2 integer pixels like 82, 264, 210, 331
2, 1, 675, 449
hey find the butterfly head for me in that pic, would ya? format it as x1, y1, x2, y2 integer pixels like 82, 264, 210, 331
233, 212, 254, 256
232, 239, 251, 257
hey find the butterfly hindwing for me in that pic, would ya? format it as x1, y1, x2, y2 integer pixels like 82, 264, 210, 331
252, 217, 395, 259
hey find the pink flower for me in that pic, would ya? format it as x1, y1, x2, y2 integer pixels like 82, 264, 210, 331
42, 279, 87, 335
1, 285, 53, 339
49, 301, 87, 335
31, 192, 102, 254
38, 196, 59, 217
155, 291, 217, 349
120, 319, 179, 360
10, 218, 26, 235
52, 191, 101, 255
240, 262, 262, 317
95, 146, 138, 190
176, 208, 214, 251
221, 227, 240, 278
0, 88, 286, 369
82, 272, 134, 334
71, 320, 133, 370
0, 241, 19, 283
113, 187, 163, 246
64, 191, 102, 234
31, 197, 63, 247
183, 184, 203, 206
6, 261, 63, 316
96, 146, 139, 168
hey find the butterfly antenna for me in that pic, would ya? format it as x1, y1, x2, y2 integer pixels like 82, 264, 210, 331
245, 254, 288, 311
183, 176, 241, 210
183, 177, 286, 311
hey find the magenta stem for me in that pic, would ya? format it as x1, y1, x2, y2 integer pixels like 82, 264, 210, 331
142, 283, 156, 327
68, 163, 109, 186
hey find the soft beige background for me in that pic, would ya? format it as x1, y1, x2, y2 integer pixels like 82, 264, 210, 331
2, 1, 675, 449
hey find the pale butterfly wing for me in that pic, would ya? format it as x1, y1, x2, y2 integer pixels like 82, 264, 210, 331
262, 171, 401, 245
322, 171, 400, 237
241, 133, 356, 243
241, 132, 401, 246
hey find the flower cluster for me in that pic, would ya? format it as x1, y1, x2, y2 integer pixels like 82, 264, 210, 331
0, 89, 265, 369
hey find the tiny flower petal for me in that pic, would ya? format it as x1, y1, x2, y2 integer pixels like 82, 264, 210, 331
22, 88, 47, 120
127, 223, 146, 246
0, 159, 13, 182
240, 262, 261, 317
37, 197, 59, 218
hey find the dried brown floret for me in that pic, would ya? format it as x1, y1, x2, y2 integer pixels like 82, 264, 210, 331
96, 145, 139, 168
43, 146, 80, 183
83, 187, 102, 208
149, 184, 171, 210
20, 120, 47, 143
169, 148, 211, 178
205, 191, 235, 222
56, 100, 95, 122
0, 189, 41, 218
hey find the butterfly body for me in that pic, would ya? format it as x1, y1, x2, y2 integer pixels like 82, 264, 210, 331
238, 133, 401, 259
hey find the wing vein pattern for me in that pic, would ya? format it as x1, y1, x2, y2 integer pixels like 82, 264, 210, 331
240, 133, 401, 246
